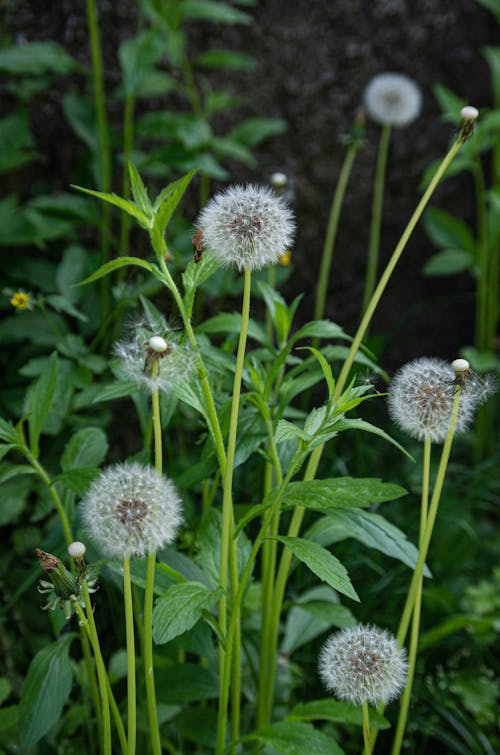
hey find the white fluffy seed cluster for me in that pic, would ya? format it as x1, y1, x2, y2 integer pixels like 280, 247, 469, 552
364, 73, 422, 127
114, 319, 193, 395
319, 624, 407, 706
80, 462, 183, 559
387, 357, 493, 443
196, 184, 295, 271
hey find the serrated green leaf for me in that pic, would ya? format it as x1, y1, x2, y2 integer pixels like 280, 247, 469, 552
271, 536, 359, 601
288, 699, 389, 729
275, 419, 309, 444
151, 171, 196, 253
423, 249, 475, 276
72, 185, 150, 228
197, 312, 268, 344
307, 509, 431, 576
128, 163, 152, 215
0, 42, 78, 75
61, 427, 108, 470
0, 464, 36, 485
282, 477, 407, 510
153, 582, 221, 644
334, 417, 413, 459
52, 467, 100, 495
26, 352, 58, 458
78, 256, 155, 286
19, 635, 75, 748
229, 117, 288, 146
182, 252, 220, 316
0, 418, 18, 444
251, 720, 345, 755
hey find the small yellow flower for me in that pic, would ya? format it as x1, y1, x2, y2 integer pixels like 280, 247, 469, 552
278, 249, 292, 266
10, 291, 30, 310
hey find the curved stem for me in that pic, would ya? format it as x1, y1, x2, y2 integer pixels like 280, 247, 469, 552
314, 144, 358, 325
216, 268, 251, 755
123, 557, 136, 755
27, 457, 73, 546
390, 437, 431, 755
362, 123, 391, 316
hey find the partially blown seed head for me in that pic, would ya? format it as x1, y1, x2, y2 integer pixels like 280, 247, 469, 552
196, 184, 295, 271
80, 463, 182, 559
319, 624, 407, 706
364, 73, 422, 127
387, 357, 494, 443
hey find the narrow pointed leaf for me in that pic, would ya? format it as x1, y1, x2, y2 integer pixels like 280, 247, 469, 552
153, 581, 221, 644
72, 185, 150, 228
77, 257, 155, 285
26, 352, 58, 457
251, 721, 345, 755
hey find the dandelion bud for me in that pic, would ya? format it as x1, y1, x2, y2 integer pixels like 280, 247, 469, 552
364, 73, 422, 127
149, 335, 168, 353
80, 463, 183, 559
36, 548, 80, 601
451, 358, 470, 375
68, 541, 86, 560
319, 625, 407, 707
270, 172, 288, 189
460, 106, 479, 122
196, 184, 295, 272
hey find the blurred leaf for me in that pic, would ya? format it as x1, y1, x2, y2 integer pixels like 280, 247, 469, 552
0, 112, 35, 173
482, 46, 500, 99
26, 352, 58, 458
195, 49, 257, 70
288, 699, 389, 729
128, 163, 152, 215
118, 28, 164, 96
178, 1, 252, 24
151, 171, 197, 252
0, 677, 12, 706
0, 476, 32, 525
63, 94, 97, 150
173, 708, 218, 747
283, 477, 407, 510
0, 42, 78, 74
155, 664, 218, 704
19, 635, 75, 749
183, 252, 220, 316
152, 582, 221, 644
271, 536, 359, 601
229, 117, 288, 146
423, 249, 475, 276
432, 83, 467, 123
424, 208, 475, 253
0, 705, 18, 733
475, 0, 500, 24
307, 509, 431, 575
197, 313, 268, 344
213, 136, 257, 167
53, 467, 100, 495
282, 585, 356, 654
61, 427, 108, 470
251, 721, 345, 755
56, 245, 89, 302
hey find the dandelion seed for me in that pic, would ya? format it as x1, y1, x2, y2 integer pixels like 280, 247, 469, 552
80, 462, 182, 559
196, 184, 295, 271
364, 73, 422, 127
387, 357, 494, 443
319, 624, 407, 707
114, 318, 193, 394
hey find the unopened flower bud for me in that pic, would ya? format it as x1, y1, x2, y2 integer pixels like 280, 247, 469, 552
36, 548, 80, 601
149, 335, 168, 353
68, 541, 86, 560
270, 172, 288, 189
451, 358, 470, 375
460, 106, 478, 122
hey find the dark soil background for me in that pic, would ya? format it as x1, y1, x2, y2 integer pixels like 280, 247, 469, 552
3, 0, 497, 370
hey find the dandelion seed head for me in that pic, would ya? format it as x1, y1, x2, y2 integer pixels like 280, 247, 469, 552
80, 462, 182, 559
364, 73, 422, 127
319, 624, 407, 706
196, 184, 295, 271
387, 357, 493, 443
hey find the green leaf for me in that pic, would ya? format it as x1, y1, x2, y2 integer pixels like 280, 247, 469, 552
0, 464, 36, 485
0, 112, 35, 174
271, 536, 359, 601
282, 477, 407, 511
153, 582, 221, 644
282, 586, 356, 654
288, 699, 389, 729
182, 252, 220, 316
300, 347, 336, 400
195, 49, 257, 70
432, 83, 467, 123
307, 509, 431, 576
62, 94, 97, 150
179, 1, 252, 24
52, 467, 100, 495
78, 256, 155, 285
475, 0, 500, 23
151, 171, 197, 253
423, 249, 475, 276
19, 635, 75, 748
155, 664, 218, 704
0, 42, 78, 75
26, 352, 58, 458
72, 185, 151, 228
0, 676, 12, 706
334, 417, 413, 460
173, 708, 218, 748
423, 208, 475, 253
251, 721, 345, 755
0, 705, 18, 733
118, 28, 164, 96
229, 117, 288, 146
0, 417, 18, 444
197, 313, 268, 344
61, 428, 108, 470
128, 163, 152, 215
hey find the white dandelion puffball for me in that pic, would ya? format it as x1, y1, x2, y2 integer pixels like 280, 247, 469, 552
81, 463, 183, 559
364, 73, 422, 127
196, 184, 295, 271
319, 625, 407, 707
387, 357, 493, 443
114, 318, 193, 395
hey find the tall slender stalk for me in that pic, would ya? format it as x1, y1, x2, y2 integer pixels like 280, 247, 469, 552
123, 557, 136, 755
85, 0, 112, 318
362, 123, 391, 315
314, 143, 358, 325
119, 94, 135, 264
216, 268, 251, 755
362, 701, 372, 755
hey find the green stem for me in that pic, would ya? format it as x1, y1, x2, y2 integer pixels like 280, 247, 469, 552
390, 437, 431, 755
362, 701, 372, 755
27, 456, 73, 546
123, 557, 136, 755
472, 160, 489, 351
314, 143, 357, 325
79, 624, 103, 751
216, 268, 251, 755
119, 94, 136, 265
85, 0, 112, 318
362, 123, 391, 316
79, 581, 112, 755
